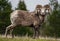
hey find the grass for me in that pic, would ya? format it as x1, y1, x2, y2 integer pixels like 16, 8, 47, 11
0, 35, 59, 41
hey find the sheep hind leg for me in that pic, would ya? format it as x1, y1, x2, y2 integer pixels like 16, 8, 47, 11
5, 24, 16, 38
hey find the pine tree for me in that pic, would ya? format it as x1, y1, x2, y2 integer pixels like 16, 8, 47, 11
48, 0, 60, 37
0, 0, 12, 34
50, 0, 58, 10
16, 0, 27, 10
41, 0, 60, 37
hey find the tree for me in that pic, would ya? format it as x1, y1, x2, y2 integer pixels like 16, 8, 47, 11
48, 0, 60, 37
50, 0, 58, 10
40, 0, 60, 37
16, 0, 27, 10
0, 0, 12, 34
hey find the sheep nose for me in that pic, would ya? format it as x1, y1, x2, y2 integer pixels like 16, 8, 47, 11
41, 10, 44, 13
41, 12, 45, 15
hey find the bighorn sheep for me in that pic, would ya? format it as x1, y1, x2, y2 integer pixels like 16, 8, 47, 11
5, 5, 50, 38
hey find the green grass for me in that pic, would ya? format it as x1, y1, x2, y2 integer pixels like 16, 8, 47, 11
0, 37, 58, 41
0, 36, 58, 41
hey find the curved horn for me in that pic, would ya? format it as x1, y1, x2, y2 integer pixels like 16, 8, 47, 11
44, 4, 50, 9
35, 5, 42, 14
36, 5, 42, 9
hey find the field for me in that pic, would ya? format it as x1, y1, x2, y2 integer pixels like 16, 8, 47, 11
0, 37, 56, 41
0, 35, 60, 41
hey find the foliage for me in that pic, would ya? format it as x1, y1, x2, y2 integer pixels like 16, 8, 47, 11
48, 9, 60, 37
40, 0, 60, 37
41, 0, 60, 37
48, 0, 60, 37
13, 26, 33, 36
0, 0, 12, 34
16, 0, 27, 10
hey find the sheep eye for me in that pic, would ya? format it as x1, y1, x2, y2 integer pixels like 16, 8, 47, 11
46, 10, 48, 12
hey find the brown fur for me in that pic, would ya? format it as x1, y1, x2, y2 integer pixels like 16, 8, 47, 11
5, 5, 50, 38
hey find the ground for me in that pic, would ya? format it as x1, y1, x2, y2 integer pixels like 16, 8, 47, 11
0, 35, 60, 41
